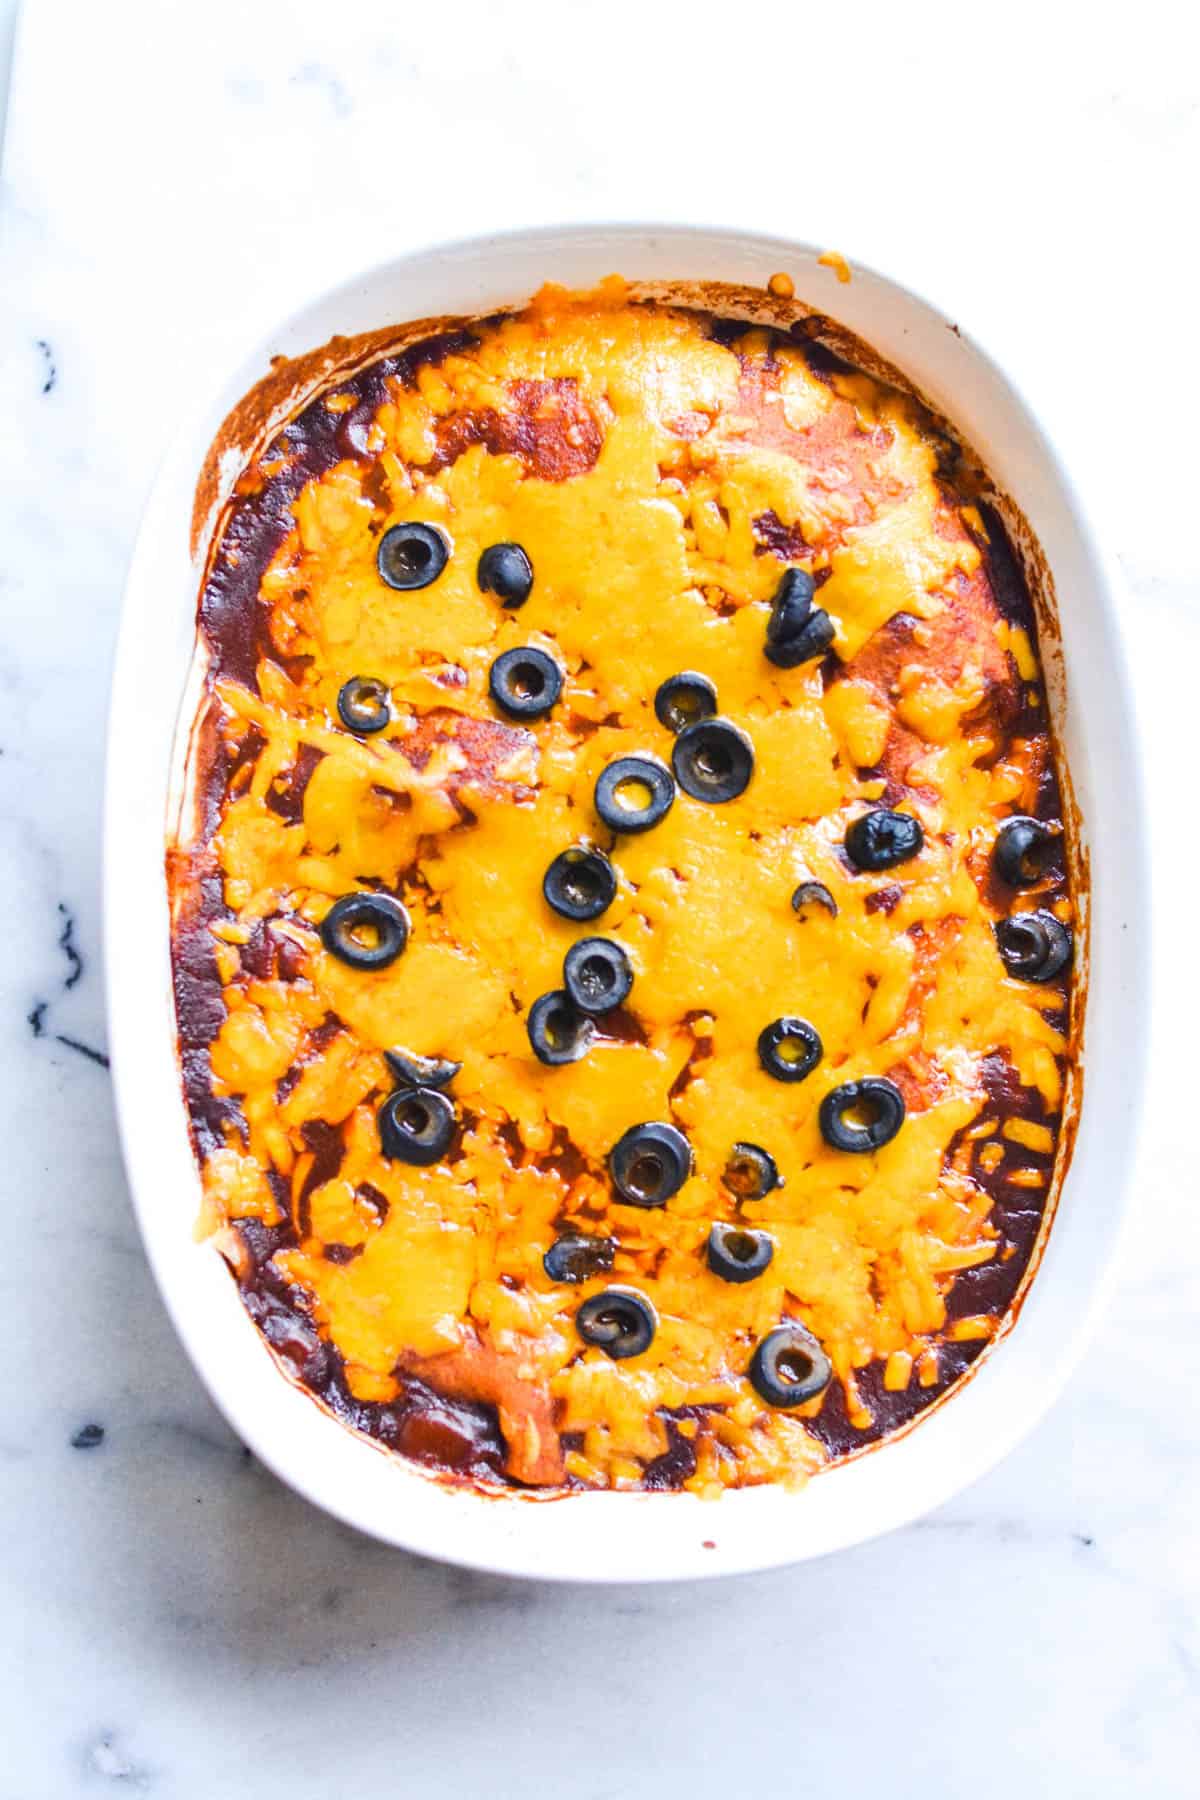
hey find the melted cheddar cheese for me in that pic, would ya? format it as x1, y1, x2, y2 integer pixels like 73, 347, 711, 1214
171, 281, 1075, 1496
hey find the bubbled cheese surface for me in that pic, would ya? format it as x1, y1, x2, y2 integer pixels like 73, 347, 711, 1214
173, 281, 1075, 1495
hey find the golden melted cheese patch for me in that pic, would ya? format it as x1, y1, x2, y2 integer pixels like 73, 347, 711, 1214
177, 283, 1073, 1496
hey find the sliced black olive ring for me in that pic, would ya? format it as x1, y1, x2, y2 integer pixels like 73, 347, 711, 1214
594, 755, 675, 834
543, 1233, 616, 1284
707, 1223, 775, 1285
757, 1017, 823, 1083
654, 671, 718, 733
765, 608, 835, 668
994, 816, 1060, 887
378, 1086, 456, 1166
791, 880, 838, 918
766, 566, 816, 645
477, 540, 534, 608
336, 676, 391, 735
489, 646, 563, 720
819, 1077, 906, 1153
722, 1141, 782, 1201
377, 521, 450, 590
384, 1048, 462, 1091
749, 1323, 832, 1407
845, 808, 925, 871
320, 893, 410, 970
527, 990, 595, 1065
996, 910, 1072, 983
672, 717, 754, 804
609, 1120, 693, 1208
563, 936, 633, 1015
576, 1287, 657, 1360
543, 845, 618, 921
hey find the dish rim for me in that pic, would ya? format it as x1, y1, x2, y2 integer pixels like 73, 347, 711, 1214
104, 220, 1148, 1581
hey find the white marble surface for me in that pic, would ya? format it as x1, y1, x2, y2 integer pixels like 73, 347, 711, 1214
1, 1, 1197, 1793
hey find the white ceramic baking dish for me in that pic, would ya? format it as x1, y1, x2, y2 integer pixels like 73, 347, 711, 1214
104, 223, 1146, 1581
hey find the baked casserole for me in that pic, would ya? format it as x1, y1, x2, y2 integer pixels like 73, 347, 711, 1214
168, 279, 1078, 1496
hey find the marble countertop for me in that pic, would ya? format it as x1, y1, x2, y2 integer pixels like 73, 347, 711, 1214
1, 2, 1197, 1793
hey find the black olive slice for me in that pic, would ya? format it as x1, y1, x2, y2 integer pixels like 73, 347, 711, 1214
527, 990, 595, 1065
543, 1233, 616, 1284
594, 755, 675, 833
384, 1048, 462, 1090
488, 646, 563, 719
672, 717, 754, 804
995, 910, 1073, 982
654, 671, 718, 733
576, 1287, 657, 1359
378, 1086, 455, 1165
993, 816, 1060, 887
845, 809, 924, 871
757, 1017, 822, 1083
707, 1223, 775, 1284
722, 1142, 783, 1201
766, 567, 815, 645
819, 1077, 906, 1152
543, 846, 618, 921
749, 1323, 832, 1407
377, 521, 450, 590
608, 1121, 692, 1208
477, 541, 534, 608
791, 880, 838, 918
563, 937, 634, 1014
765, 608, 835, 668
320, 893, 410, 970
337, 676, 391, 735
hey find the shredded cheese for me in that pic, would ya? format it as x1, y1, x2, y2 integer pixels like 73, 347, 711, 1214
172, 283, 1074, 1494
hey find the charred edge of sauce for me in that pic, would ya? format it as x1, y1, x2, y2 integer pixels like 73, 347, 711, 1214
198, 330, 479, 692
171, 857, 239, 1158
805, 575, 1075, 1467
169, 697, 258, 1156
189, 313, 500, 561
960, 482, 1086, 1389
171, 293, 1084, 1495
807, 1050, 1061, 1458
232, 1220, 510, 1484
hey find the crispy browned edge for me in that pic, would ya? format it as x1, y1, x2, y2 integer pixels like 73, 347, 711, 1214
170, 279, 1089, 1502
